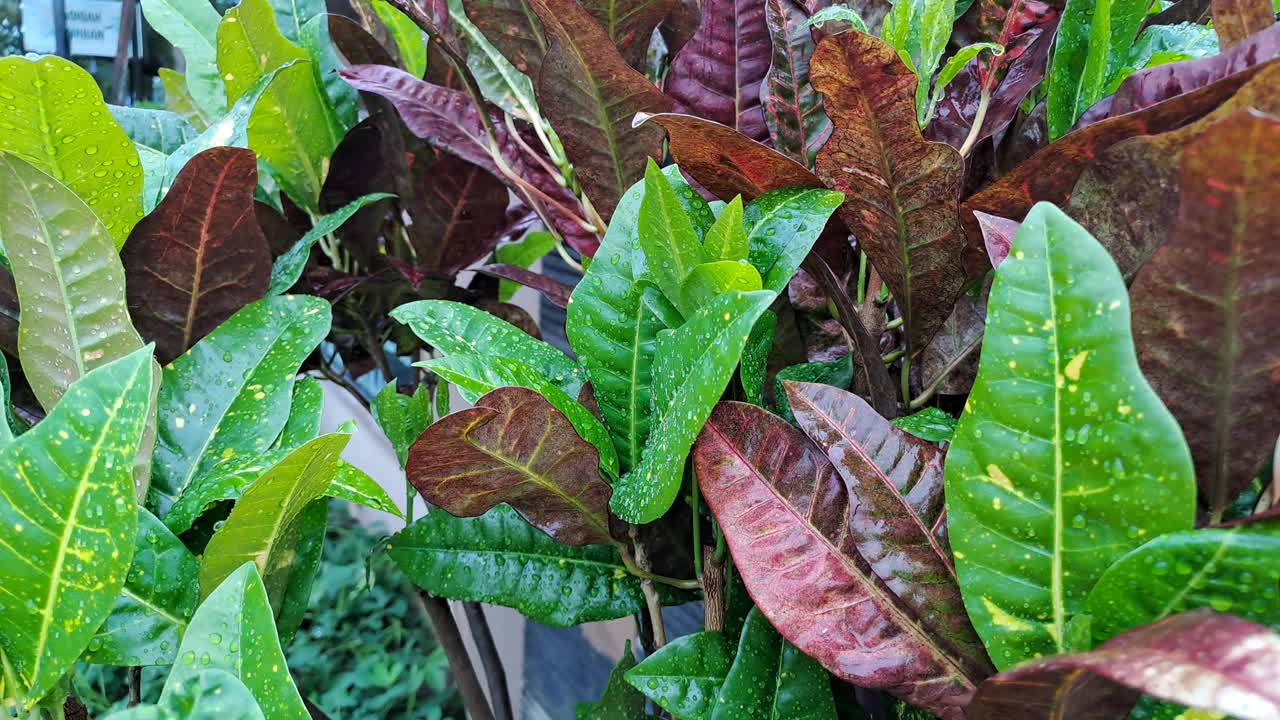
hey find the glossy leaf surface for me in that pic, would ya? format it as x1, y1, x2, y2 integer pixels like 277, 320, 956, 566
273, 378, 324, 451
1045, 0, 1147, 137
0, 349, 152, 702
772, 355, 853, 423
407, 386, 613, 546
371, 382, 432, 469
103, 669, 265, 719
110, 106, 198, 154
694, 401, 983, 718
625, 631, 734, 719
711, 607, 836, 720
762, 0, 832, 164
85, 509, 199, 666
745, 187, 844, 293
665, 0, 772, 140
388, 506, 657, 626
811, 32, 967, 356
464, 0, 548, 75
141, 0, 225, 119
0, 55, 143, 246
122, 147, 270, 363
638, 159, 709, 314
266, 192, 393, 295
967, 610, 1280, 720
0, 155, 146, 411
944, 203, 1196, 670
150, 295, 331, 515
891, 407, 958, 442
1129, 112, 1280, 518
612, 290, 776, 523
163, 563, 308, 719
576, 641, 648, 719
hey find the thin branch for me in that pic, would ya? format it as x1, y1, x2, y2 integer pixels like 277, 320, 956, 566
909, 332, 983, 409
462, 603, 514, 720
414, 593, 497, 720
959, 88, 993, 158
126, 667, 141, 707
628, 526, 667, 648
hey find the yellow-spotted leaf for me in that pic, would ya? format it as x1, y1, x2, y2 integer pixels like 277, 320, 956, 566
944, 203, 1196, 670
0, 348, 153, 704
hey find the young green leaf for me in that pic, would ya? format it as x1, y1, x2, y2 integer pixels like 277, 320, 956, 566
109, 106, 199, 154
679, 261, 764, 314
273, 499, 327, 644
944, 202, 1196, 670
199, 431, 352, 607
406, 386, 615, 546
85, 509, 200, 667
267, 192, 395, 295
141, 0, 226, 119
163, 563, 308, 719
712, 607, 836, 720
372, 0, 427, 77
925, 42, 1004, 124
149, 295, 331, 517
392, 299, 584, 396
0, 55, 144, 246
744, 187, 844, 294
638, 158, 711, 312
624, 631, 734, 720
102, 669, 265, 719
612, 289, 776, 523
1045, 0, 1148, 137
703, 196, 748, 261
329, 462, 403, 518
0, 347, 153, 704
273, 377, 324, 451
892, 407, 958, 442
882, 0, 959, 124
388, 506, 667, 626
575, 641, 649, 719
807, 4, 868, 32
494, 231, 558, 302
159, 68, 213, 130
371, 381, 432, 468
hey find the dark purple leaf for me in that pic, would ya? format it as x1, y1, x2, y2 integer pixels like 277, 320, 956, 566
761, 0, 831, 164
968, 611, 1280, 720
477, 264, 575, 308
660, 0, 702, 57
1212, 0, 1275, 48
121, 147, 269, 363
406, 386, 613, 546
665, 0, 772, 141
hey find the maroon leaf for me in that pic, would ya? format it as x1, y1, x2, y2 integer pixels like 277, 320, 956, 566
927, 0, 1062, 151
1129, 111, 1280, 520
811, 32, 967, 356
463, 0, 548, 75
660, 0, 702, 57
1077, 24, 1280, 126
783, 381, 993, 675
973, 211, 1018, 268
254, 201, 301, 258
665, 0, 772, 141
1141, 0, 1212, 29
580, 0, 677, 69
761, 0, 832, 164
477, 264, 575, 308
320, 116, 400, 269
1212, 0, 1275, 48
413, 152, 511, 276
694, 401, 986, 719
406, 386, 613, 546
121, 147, 269, 363
637, 112, 824, 200
968, 610, 1280, 720
340, 64, 601, 256
528, 0, 672, 221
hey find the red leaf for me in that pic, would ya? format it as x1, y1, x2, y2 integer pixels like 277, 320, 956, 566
121, 147, 269, 362
968, 611, 1280, 720
407, 386, 614, 546
694, 401, 986, 719
665, 0, 772, 141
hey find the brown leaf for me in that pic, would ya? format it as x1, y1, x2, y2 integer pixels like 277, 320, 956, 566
406, 386, 613, 546
329, 15, 398, 68
919, 279, 987, 397
811, 31, 967, 356
254, 201, 301, 259
529, 0, 672, 221
413, 152, 511, 276
1212, 0, 1275, 48
1129, 111, 1280, 519
968, 610, 1280, 720
694, 401, 983, 719
121, 147, 269, 362
638, 112, 823, 200
463, 0, 549, 76
580, 0, 677, 68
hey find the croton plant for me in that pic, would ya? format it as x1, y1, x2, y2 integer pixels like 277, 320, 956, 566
0, 0, 1277, 716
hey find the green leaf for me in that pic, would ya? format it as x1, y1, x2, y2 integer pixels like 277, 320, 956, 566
0, 353, 22, 447
880, 0, 957, 125
141, 0, 226, 119
1045, 0, 1148, 138
149, 295, 331, 516
371, 381, 432, 468
216, 0, 344, 211
297, 14, 360, 130
740, 310, 776, 406
0, 154, 147, 411
925, 42, 1003, 124
806, 4, 868, 33
421, 353, 620, 476
944, 202, 1196, 670
576, 641, 649, 719
329, 462, 403, 518
85, 509, 199, 666
109, 106, 199, 154
624, 631, 734, 720
711, 607, 836, 720
267, 192, 395, 294
772, 356, 854, 424
392, 299, 584, 395
679, 261, 764, 314
159, 69, 213, 131
274, 377, 324, 450
1109, 23, 1220, 93
639, 158, 710, 315
373, 0, 427, 78
389, 505, 664, 626
161, 448, 288, 534
0, 348, 153, 704
611, 289, 776, 523
273, 499, 326, 644
102, 669, 265, 720
0, 55, 144, 247
703, 196, 748, 262
450, 0, 541, 121
199, 431, 351, 607
495, 231, 558, 301
1085, 515, 1280, 642
891, 407, 958, 442
163, 563, 308, 719
744, 188, 844, 294
567, 165, 690, 472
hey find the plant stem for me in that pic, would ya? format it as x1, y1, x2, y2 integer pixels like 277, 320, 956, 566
900, 354, 912, 408
628, 527, 667, 648
126, 666, 141, 707
691, 466, 704, 581
882, 349, 905, 364
701, 548, 725, 632
856, 252, 868, 305
462, 602, 514, 720
959, 88, 993, 158
414, 592, 496, 720
909, 332, 983, 409
617, 545, 701, 590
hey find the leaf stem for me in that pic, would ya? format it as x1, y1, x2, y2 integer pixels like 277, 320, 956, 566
959, 87, 993, 158
856, 252, 868, 304
691, 465, 704, 580
900, 353, 912, 407
629, 526, 668, 648
617, 544, 701, 590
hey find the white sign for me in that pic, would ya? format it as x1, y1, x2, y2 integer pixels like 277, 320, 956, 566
21, 0, 125, 57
